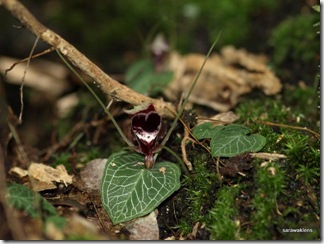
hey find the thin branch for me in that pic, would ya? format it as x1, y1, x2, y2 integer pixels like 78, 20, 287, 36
4, 47, 55, 74
256, 121, 320, 139
18, 36, 39, 123
0, 0, 176, 118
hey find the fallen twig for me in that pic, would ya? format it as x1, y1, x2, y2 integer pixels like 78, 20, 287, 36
250, 152, 286, 161
180, 127, 193, 171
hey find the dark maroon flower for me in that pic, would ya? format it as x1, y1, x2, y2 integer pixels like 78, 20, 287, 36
125, 103, 164, 169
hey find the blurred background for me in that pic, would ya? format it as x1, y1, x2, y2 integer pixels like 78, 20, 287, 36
0, 0, 320, 83
0, 0, 320, 150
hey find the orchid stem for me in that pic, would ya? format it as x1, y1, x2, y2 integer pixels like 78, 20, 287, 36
56, 50, 134, 147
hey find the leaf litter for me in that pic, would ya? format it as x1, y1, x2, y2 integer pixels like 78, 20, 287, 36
164, 45, 282, 112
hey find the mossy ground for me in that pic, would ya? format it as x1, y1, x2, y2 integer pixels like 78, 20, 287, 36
155, 83, 320, 240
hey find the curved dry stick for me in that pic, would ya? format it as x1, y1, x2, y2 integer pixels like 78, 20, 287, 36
0, 0, 176, 118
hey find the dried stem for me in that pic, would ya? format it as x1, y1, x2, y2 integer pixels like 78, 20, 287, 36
18, 36, 39, 123
256, 121, 320, 139
4, 47, 55, 74
0, 0, 176, 118
180, 127, 194, 171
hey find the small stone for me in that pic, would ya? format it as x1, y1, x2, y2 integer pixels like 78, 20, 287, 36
124, 210, 159, 240
79, 158, 107, 195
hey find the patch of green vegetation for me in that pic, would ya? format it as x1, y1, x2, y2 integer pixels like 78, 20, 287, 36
236, 84, 320, 187
284, 132, 320, 186
7, 183, 66, 229
51, 145, 104, 173
269, 12, 320, 83
248, 162, 285, 240
51, 152, 73, 172
282, 85, 320, 130
124, 59, 173, 97
235, 85, 319, 143
176, 151, 218, 236
39, 0, 289, 71
207, 185, 241, 240
195, 82, 320, 240
196, 0, 279, 50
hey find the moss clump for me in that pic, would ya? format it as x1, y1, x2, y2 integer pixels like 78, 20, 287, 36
207, 185, 241, 240
269, 13, 320, 83
176, 151, 218, 236
284, 132, 320, 186
249, 162, 285, 240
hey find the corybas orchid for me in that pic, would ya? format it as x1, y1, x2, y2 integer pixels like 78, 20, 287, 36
124, 103, 166, 169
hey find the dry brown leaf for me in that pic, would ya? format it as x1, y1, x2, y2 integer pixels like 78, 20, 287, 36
9, 166, 28, 178
163, 46, 282, 112
27, 162, 73, 191
197, 111, 239, 125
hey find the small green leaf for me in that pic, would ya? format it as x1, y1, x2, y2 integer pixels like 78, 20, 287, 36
192, 122, 223, 140
124, 59, 152, 83
125, 59, 173, 96
210, 124, 266, 157
149, 71, 173, 96
7, 183, 60, 219
101, 151, 181, 224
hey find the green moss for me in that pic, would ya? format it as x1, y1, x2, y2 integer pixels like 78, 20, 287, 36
207, 185, 241, 240
225, 83, 320, 240
176, 150, 218, 235
269, 13, 320, 83
249, 162, 285, 240
284, 132, 320, 185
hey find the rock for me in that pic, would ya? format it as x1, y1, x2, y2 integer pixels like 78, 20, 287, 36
79, 158, 107, 195
124, 210, 159, 240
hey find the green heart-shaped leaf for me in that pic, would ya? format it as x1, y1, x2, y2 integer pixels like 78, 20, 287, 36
101, 151, 181, 224
192, 122, 223, 140
210, 125, 266, 157
192, 123, 266, 157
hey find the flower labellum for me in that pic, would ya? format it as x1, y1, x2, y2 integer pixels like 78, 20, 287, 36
124, 103, 163, 169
